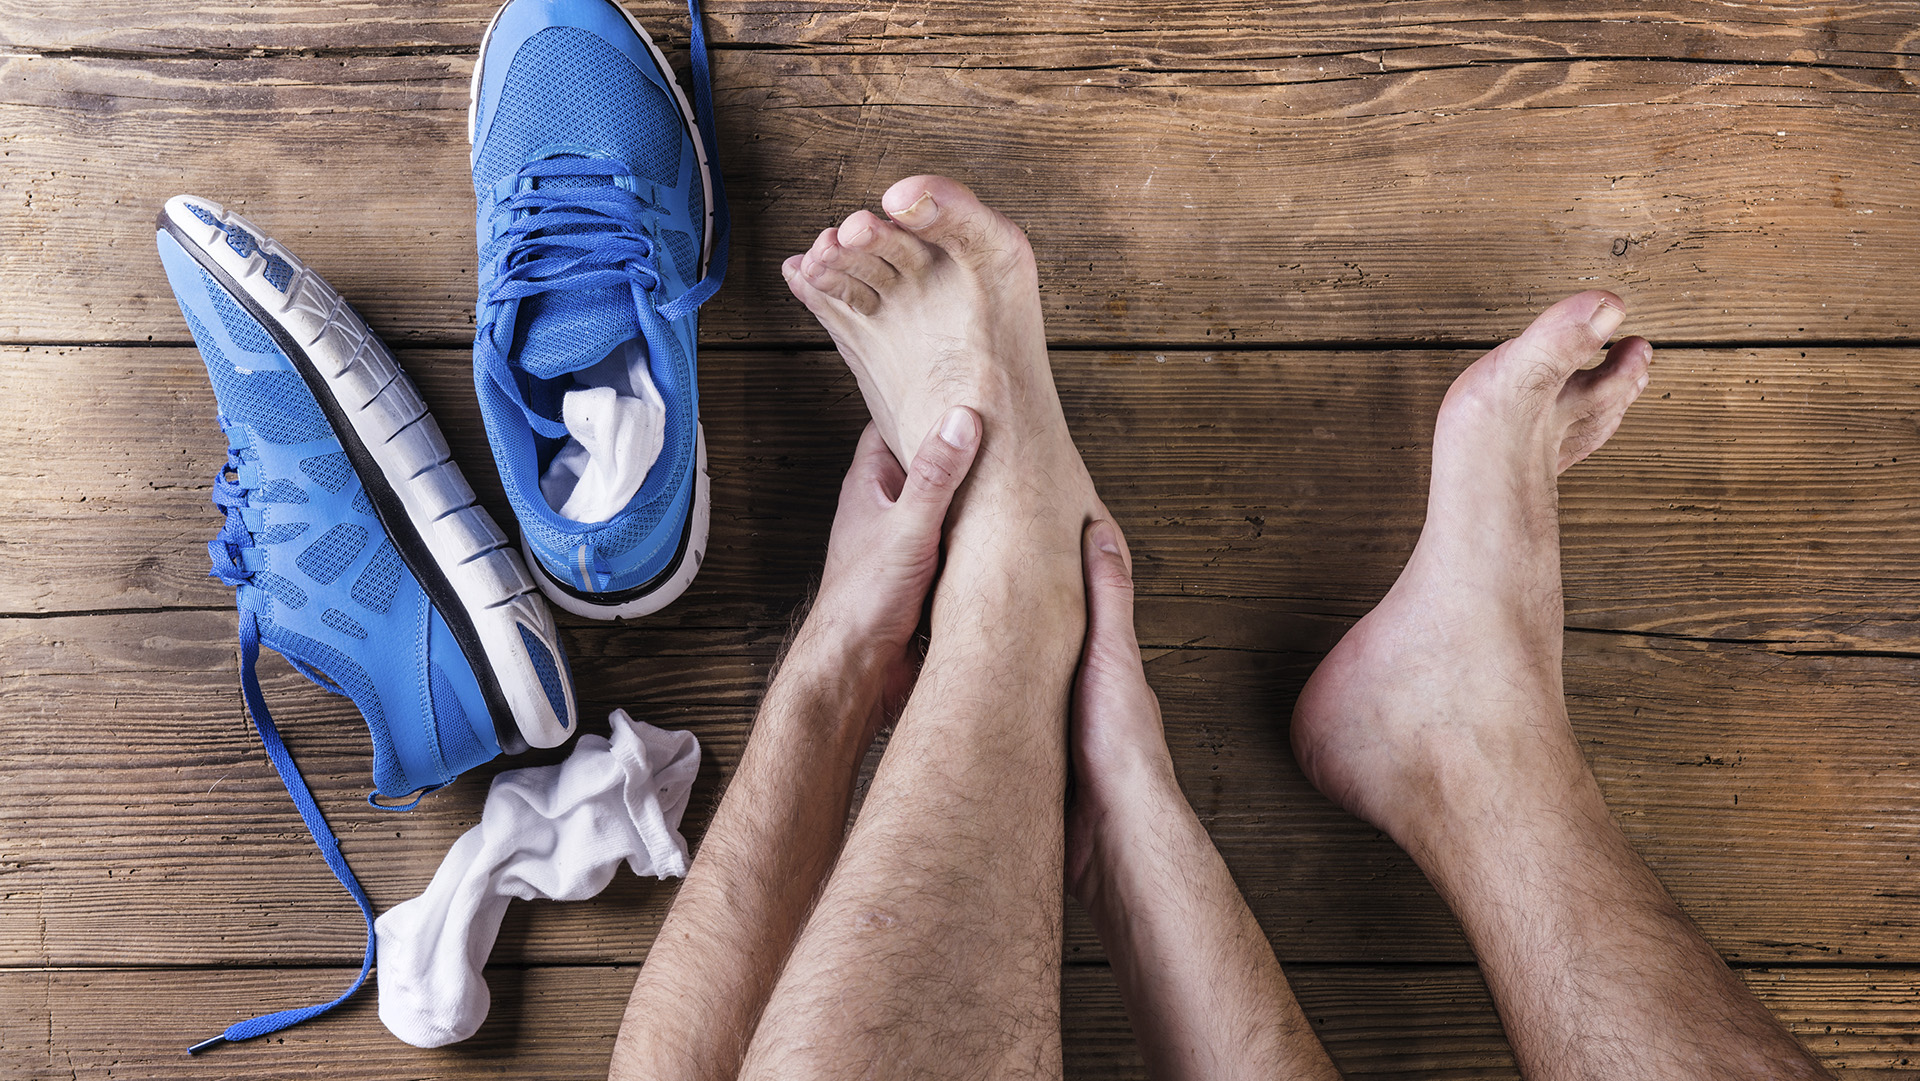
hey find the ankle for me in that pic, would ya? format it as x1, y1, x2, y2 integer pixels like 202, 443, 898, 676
1070, 752, 1191, 907
1386, 732, 1604, 865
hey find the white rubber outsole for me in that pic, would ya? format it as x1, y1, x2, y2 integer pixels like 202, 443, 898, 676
160, 195, 577, 750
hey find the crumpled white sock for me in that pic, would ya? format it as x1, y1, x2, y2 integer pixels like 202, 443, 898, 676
539, 353, 668, 523
375, 709, 700, 1048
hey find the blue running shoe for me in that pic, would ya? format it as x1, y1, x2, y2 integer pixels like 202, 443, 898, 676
470, 0, 728, 619
156, 195, 578, 1051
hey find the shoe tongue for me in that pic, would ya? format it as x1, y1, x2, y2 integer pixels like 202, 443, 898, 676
516, 289, 641, 381
511, 161, 643, 381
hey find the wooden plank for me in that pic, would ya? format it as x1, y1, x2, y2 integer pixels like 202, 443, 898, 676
7, 0, 1918, 66
10, 345, 1920, 646
1, 963, 1910, 1080
6, 609, 1919, 966
3, 53, 1917, 345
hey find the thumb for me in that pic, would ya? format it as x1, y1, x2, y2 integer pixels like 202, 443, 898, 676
1081, 519, 1141, 668
890, 406, 982, 537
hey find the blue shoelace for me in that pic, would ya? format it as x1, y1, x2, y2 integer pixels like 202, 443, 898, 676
188, 439, 380, 1055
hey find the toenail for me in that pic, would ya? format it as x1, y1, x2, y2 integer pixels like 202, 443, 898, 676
890, 192, 939, 229
1587, 300, 1625, 339
842, 220, 872, 245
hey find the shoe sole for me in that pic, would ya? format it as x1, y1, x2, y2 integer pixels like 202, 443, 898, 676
470, 0, 716, 620
158, 196, 576, 750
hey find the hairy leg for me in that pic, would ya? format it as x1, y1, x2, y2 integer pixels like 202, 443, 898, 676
1292, 291, 1831, 1081
1069, 519, 1343, 1081
740, 177, 1100, 1080
610, 415, 981, 1081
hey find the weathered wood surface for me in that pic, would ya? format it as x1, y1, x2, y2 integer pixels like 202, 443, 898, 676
2, 963, 1912, 1080
2, 50, 1916, 346
7, 4, 1920, 1074
6, 608, 1917, 967
11, 345, 1920, 647
8, 0, 1920, 66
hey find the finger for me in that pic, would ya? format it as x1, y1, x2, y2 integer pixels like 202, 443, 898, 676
853, 420, 908, 493
890, 406, 982, 535
1080, 518, 1141, 670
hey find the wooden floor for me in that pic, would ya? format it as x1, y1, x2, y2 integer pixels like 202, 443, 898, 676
6, 2, 1920, 1076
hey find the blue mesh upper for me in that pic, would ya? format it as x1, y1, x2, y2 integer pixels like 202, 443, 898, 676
472, 27, 680, 195
663, 228, 697, 283
322, 607, 368, 640
429, 663, 490, 775
298, 523, 368, 585
255, 570, 308, 611
182, 299, 330, 447
300, 451, 354, 493
350, 539, 402, 614
260, 479, 309, 504
256, 521, 309, 546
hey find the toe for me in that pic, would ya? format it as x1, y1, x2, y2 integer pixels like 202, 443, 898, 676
880, 174, 1035, 277
784, 254, 865, 320
1554, 336, 1652, 473
817, 223, 903, 291
840, 208, 935, 275
1493, 290, 1628, 405
800, 253, 880, 316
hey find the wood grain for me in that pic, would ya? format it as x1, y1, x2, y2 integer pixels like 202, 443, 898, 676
6, 608, 1918, 967
11, 345, 1920, 647
7, 0, 1920, 67
2, 963, 1909, 1080
2, 51, 1916, 345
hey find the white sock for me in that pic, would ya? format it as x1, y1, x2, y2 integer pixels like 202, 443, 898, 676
374, 710, 700, 1048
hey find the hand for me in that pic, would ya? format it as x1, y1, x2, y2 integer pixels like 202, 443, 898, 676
800, 407, 983, 737
1066, 518, 1178, 902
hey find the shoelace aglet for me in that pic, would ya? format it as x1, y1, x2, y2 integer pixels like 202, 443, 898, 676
187, 1034, 229, 1055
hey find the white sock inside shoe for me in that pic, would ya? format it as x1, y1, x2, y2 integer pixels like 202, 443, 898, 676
538, 340, 667, 524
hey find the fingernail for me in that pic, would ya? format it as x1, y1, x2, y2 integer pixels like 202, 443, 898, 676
1587, 299, 1625, 339
842, 219, 872, 246
890, 191, 939, 229
1091, 519, 1122, 557
938, 407, 977, 450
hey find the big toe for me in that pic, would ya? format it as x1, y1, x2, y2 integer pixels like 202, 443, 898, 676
1555, 336, 1652, 472
1491, 290, 1628, 403
881, 174, 1034, 274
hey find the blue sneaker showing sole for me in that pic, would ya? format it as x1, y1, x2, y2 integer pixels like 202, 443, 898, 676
470, 0, 729, 620
156, 195, 578, 1051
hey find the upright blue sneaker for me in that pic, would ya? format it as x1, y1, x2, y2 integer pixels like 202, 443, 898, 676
470, 0, 728, 619
156, 195, 578, 1051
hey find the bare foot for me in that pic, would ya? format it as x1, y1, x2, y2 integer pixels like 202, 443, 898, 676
783, 176, 1087, 496
1291, 291, 1653, 854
